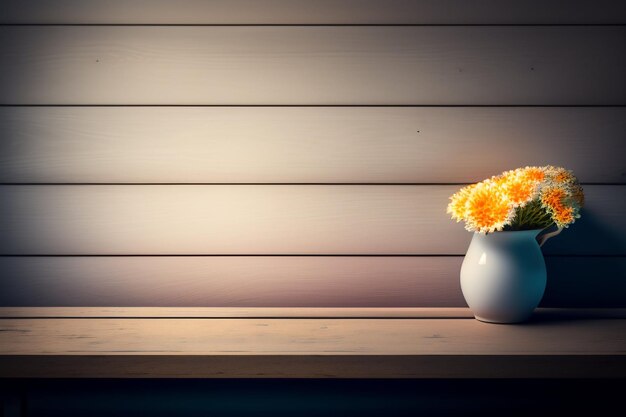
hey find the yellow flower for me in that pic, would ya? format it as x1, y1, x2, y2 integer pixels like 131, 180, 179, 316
447, 184, 476, 222
500, 168, 541, 207
464, 180, 515, 233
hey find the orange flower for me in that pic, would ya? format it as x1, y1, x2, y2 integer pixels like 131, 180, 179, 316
540, 185, 567, 210
501, 169, 540, 207
553, 205, 576, 226
465, 181, 515, 233
519, 166, 546, 183
447, 184, 476, 222
540, 184, 580, 228
554, 171, 574, 183
545, 166, 575, 184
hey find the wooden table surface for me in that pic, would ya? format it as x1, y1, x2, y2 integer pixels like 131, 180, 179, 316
1, 308, 625, 378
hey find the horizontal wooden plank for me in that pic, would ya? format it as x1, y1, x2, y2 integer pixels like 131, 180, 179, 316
0, 256, 624, 307
2, 317, 624, 355
1, 317, 625, 377
2, 307, 625, 319
0, 185, 623, 255
0, 257, 465, 307
2, 0, 625, 24
1, 27, 624, 105
4, 310, 624, 377
2, 355, 624, 378
1, 107, 624, 183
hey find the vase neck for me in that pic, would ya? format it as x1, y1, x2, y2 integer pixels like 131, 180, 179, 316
472, 229, 543, 246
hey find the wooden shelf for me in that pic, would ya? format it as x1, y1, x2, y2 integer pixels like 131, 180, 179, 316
1, 308, 625, 378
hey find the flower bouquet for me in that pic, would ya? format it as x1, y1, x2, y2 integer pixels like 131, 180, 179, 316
448, 166, 584, 234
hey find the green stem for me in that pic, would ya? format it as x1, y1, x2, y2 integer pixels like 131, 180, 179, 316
508, 200, 554, 231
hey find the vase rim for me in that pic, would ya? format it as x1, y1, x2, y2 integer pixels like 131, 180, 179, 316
475, 228, 545, 235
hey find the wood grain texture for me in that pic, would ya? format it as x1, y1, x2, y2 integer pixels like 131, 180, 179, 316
0, 256, 624, 307
2, 0, 625, 24
2, 307, 624, 318
2, 317, 625, 355
2, 311, 624, 378
1, 107, 624, 184
0, 185, 623, 255
0, 257, 465, 307
1, 26, 624, 105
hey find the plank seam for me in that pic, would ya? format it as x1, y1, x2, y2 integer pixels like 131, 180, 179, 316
2, 104, 625, 108
0, 316, 475, 320
2, 308, 625, 319
0, 254, 622, 258
1, 24, 625, 27
0, 183, 620, 186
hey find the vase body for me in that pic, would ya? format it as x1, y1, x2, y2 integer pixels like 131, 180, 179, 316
460, 230, 546, 323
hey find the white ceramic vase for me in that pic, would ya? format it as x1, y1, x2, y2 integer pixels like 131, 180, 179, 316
460, 228, 561, 324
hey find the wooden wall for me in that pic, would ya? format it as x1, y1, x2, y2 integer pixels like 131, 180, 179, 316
0, 0, 624, 308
